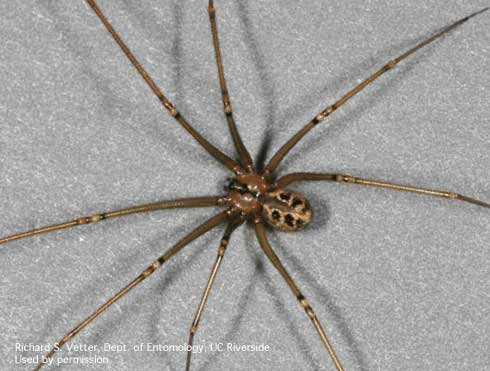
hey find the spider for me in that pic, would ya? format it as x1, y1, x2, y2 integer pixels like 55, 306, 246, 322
1, 1, 489, 370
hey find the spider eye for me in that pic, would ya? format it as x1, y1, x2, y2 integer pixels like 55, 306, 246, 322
226, 179, 245, 193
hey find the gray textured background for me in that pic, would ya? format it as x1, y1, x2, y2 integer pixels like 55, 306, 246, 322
1, 1, 489, 370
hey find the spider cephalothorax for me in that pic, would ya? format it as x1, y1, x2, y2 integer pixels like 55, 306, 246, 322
226, 171, 313, 231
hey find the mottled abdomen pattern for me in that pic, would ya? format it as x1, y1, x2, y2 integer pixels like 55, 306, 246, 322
262, 188, 312, 231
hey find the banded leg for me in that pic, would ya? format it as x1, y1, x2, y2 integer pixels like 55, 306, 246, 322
264, 8, 489, 175
85, 0, 241, 173
0, 196, 227, 245
255, 220, 345, 371
276, 172, 490, 209
34, 210, 232, 371
208, 0, 254, 170
185, 221, 241, 371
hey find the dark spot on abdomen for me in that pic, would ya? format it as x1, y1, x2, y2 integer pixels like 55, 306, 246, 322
284, 214, 295, 227
291, 198, 303, 208
271, 210, 281, 220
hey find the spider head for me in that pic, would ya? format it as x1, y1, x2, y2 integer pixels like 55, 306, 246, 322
228, 173, 269, 195
261, 188, 312, 231
227, 173, 268, 217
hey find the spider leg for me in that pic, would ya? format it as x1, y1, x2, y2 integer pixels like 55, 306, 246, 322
276, 172, 490, 209
208, 0, 255, 170
264, 7, 489, 175
33, 210, 233, 371
185, 220, 242, 371
0, 196, 227, 246
255, 220, 345, 371
85, 0, 242, 174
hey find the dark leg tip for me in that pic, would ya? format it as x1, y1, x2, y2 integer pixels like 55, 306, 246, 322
463, 7, 489, 22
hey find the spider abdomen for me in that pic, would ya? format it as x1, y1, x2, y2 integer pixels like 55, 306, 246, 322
262, 188, 312, 231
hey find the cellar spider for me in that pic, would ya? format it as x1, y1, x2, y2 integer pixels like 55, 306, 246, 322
1, 1, 489, 370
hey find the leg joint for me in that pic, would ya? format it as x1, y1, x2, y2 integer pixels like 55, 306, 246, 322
297, 293, 316, 319
218, 240, 228, 256
335, 174, 355, 183
77, 214, 105, 225
160, 97, 178, 116
384, 59, 397, 71
224, 100, 232, 114
315, 105, 336, 124
190, 323, 198, 335
143, 261, 161, 278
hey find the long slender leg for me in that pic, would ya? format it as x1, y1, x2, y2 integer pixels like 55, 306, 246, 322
33, 210, 232, 371
0, 196, 227, 245
276, 172, 490, 209
264, 8, 489, 175
85, 0, 241, 173
185, 221, 241, 371
254, 220, 345, 371
208, 0, 254, 170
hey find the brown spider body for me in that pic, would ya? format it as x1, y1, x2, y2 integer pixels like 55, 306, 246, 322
226, 171, 312, 231
1, 2, 488, 371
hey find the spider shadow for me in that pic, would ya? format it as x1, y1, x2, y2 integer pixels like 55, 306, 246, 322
195, 226, 261, 371
40, 1, 131, 117
302, 191, 331, 232
37, 213, 216, 369
245, 226, 326, 369
233, 2, 453, 173
119, 0, 173, 43
151, 0, 233, 172
144, 0, 225, 170
41, 1, 211, 170
161, 0, 220, 169
196, 225, 325, 371
279, 28, 449, 171
90, 220, 218, 369
234, 1, 277, 172
273, 233, 371, 371
147, 231, 225, 369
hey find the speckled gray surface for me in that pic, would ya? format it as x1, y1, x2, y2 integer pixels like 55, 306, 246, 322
1, 1, 489, 371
